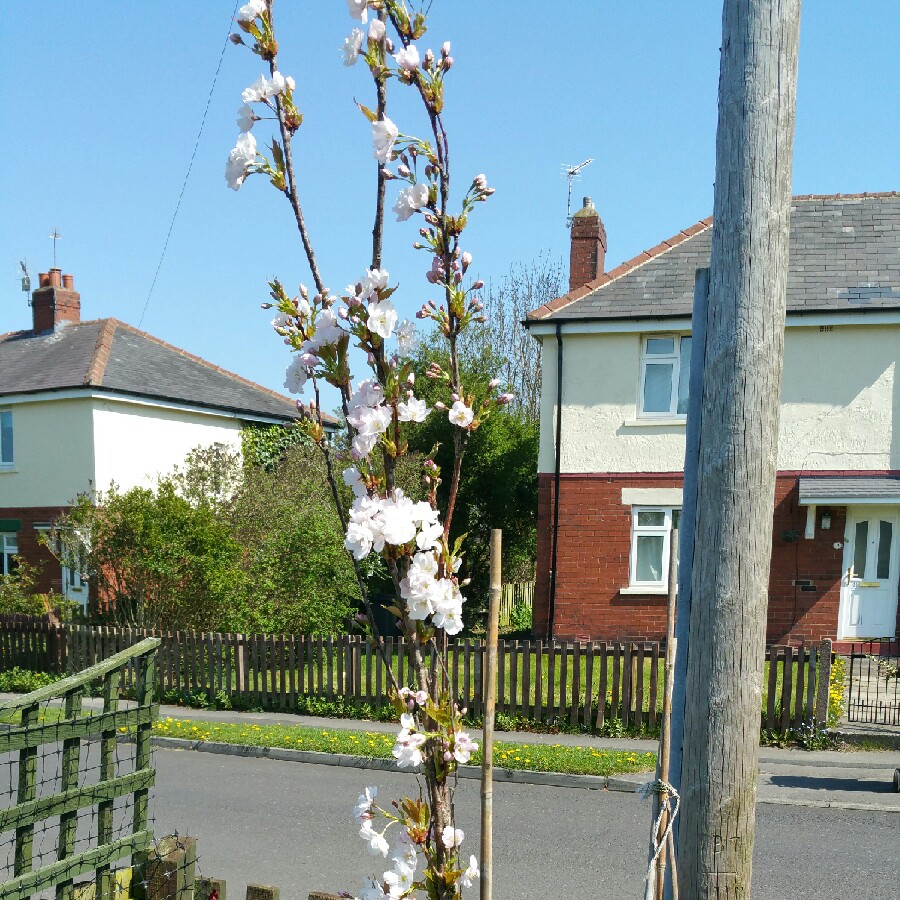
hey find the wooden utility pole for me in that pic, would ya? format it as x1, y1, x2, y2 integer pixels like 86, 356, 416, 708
677, 2, 801, 898
480, 529, 502, 900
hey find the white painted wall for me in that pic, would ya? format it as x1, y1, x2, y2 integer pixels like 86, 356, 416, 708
91, 399, 244, 493
0, 397, 95, 507
0, 393, 246, 509
538, 323, 900, 474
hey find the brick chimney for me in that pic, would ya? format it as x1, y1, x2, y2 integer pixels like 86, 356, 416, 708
31, 269, 81, 333
569, 197, 607, 291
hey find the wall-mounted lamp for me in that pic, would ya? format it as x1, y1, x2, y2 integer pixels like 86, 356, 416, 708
821, 508, 832, 530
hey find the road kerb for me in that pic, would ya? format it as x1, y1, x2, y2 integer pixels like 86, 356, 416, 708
140, 735, 900, 811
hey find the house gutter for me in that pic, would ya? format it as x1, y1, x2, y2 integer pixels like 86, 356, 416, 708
548, 322, 564, 637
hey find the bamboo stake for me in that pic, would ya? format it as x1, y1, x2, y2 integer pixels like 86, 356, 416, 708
480, 529, 501, 900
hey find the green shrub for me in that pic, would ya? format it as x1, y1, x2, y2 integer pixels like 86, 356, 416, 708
507, 601, 533, 632
0, 668, 61, 693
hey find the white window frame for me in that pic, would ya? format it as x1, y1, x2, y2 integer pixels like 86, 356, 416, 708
0, 410, 13, 469
1, 533, 18, 576
637, 334, 691, 419
628, 506, 679, 590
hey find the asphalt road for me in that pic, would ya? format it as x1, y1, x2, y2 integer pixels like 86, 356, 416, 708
150, 748, 900, 900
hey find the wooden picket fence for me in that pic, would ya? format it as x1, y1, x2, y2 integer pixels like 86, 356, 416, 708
0, 622, 833, 732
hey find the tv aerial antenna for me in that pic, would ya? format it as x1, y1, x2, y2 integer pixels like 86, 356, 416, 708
562, 158, 594, 227
19, 261, 31, 303
50, 229, 61, 267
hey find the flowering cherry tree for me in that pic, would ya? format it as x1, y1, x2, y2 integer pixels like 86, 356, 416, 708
227, 2, 506, 896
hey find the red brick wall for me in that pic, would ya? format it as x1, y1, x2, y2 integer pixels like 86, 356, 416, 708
534, 473, 900, 645
0, 507, 68, 595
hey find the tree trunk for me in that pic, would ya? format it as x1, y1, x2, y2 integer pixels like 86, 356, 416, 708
677, 1, 800, 898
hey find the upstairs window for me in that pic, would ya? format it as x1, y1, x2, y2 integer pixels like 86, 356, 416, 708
0, 411, 12, 467
639, 335, 692, 418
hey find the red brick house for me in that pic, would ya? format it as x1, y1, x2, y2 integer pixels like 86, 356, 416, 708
526, 192, 900, 646
0, 269, 331, 606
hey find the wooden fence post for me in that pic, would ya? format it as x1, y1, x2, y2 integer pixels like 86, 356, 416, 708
815, 639, 833, 728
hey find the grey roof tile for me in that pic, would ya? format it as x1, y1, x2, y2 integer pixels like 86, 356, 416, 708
0, 318, 310, 423
530, 194, 900, 322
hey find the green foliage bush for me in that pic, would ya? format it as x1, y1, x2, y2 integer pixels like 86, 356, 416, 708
0, 667, 61, 693
0, 560, 48, 617
507, 601, 533, 633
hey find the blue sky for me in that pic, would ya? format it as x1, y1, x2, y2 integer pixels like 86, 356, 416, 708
2, 2, 897, 412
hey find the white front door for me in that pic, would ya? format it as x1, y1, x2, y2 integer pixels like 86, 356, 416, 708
839, 506, 900, 640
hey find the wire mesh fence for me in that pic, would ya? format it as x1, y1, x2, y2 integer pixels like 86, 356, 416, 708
0, 639, 158, 900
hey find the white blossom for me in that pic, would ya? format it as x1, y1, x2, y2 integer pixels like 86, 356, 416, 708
362, 267, 390, 298
394, 44, 420, 72
236, 0, 266, 23
441, 826, 464, 849
302, 308, 343, 353
368, 19, 385, 42
283, 355, 308, 394
392, 182, 429, 222
372, 117, 399, 164
343, 466, 368, 499
347, 0, 368, 23
241, 72, 285, 103
225, 132, 257, 190
354, 785, 378, 824
396, 319, 419, 357
392, 728, 426, 768
359, 820, 390, 857
448, 400, 474, 428
397, 396, 428, 423
285, 75, 295, 91
271, 311, 293, 329
236, 104, 256, 132
368, 298, 398, 340
452, 731, 478, 764
342, 27, 365, 66
460, 855, 480, 889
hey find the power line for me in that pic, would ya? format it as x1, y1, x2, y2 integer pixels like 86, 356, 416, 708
138, 1, 240, 327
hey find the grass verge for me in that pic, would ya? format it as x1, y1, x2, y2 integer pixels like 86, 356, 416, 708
148, 717, 657, 778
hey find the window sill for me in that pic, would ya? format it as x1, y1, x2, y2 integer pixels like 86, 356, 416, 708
619, 585, 669, 596
621, 417, 687, 428
0, 466, 16, 474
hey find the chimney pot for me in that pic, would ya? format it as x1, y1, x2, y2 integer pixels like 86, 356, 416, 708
62, 274, 74, 289
39, 272, 51, 288
583, 196, 594, 210
49, 268, 62, 287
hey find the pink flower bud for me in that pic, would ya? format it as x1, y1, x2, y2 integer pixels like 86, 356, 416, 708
434, 401, 446, 410
441, 41, 451, 57
337, 306, 349, 320
424, 48, 434, 69
300, 284, 309, 298
451, 393, 460, 402
367, 352, 376, 365
498, 393, 514, 405
443, 56, 453, 70
349, 295, 362, 307
489, 378, 501, 389
425, 270, 437, 284
443, 751, 453, 762
454, 272, 462, 284
473, 174, 487, 190
472, 280, 484, 290
407, 372, 415, 385
461, 251, 472, 272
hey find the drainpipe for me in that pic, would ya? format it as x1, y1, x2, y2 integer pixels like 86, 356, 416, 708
548, 323, 564, 637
